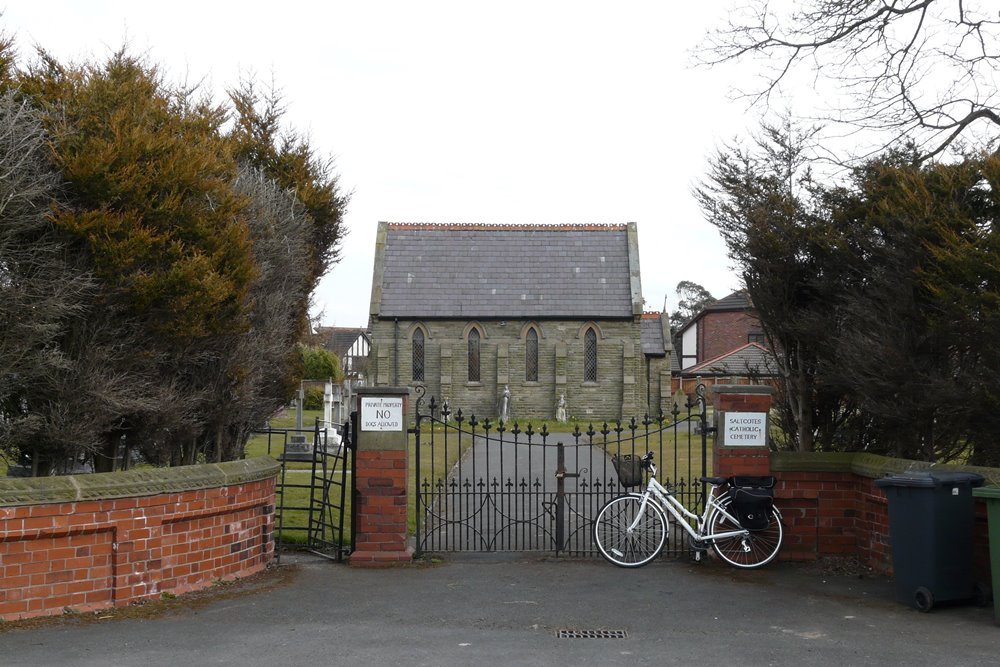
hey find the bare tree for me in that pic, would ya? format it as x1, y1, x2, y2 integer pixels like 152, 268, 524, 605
0, 91, 94, 472
698, 0, 1000, 161
193, 164, 314, 462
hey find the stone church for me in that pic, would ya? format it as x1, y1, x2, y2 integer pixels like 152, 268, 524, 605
366, 222, 672, 421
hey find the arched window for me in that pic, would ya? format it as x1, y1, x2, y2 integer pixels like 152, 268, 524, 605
467, 327, 481, 382
412, 328, 425, 382
525, 327, 538, 382
584, 327, 598, 382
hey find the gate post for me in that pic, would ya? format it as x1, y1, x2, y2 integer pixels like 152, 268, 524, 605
711, 385, 773, 478
349, 386, 413, 567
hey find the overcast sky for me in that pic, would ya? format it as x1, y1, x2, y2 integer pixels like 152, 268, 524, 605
4, 1, 759, 326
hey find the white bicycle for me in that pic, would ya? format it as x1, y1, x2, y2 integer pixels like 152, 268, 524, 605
593, 451, 783, 569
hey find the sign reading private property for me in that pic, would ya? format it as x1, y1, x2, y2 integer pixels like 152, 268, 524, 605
723, 412, 767, 447
361, 396, 404, 432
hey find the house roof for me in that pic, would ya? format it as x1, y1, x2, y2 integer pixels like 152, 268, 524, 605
704, 290, 751, 312
370, 222, 643, 319
640, 312, 666, 356
679, 342, 777, 377
317, 327, 370, 357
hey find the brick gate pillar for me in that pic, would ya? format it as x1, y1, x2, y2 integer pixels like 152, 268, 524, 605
350, 386, 413, 567
712, 385, 774, 478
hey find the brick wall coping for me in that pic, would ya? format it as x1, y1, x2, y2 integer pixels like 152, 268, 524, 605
0, 456, 280, 506
771, 451, 1000, 485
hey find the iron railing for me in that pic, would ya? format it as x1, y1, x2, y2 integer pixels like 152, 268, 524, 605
413, 384, 710, 558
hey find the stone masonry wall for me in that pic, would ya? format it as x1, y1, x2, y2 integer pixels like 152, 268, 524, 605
0, 457, 278, 621
369, 318, 646, 421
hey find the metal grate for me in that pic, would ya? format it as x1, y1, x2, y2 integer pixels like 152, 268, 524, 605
558, 629, 628, 640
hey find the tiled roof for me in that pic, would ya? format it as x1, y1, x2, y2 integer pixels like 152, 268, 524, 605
704, 290, 752, 312
317, 327, 369, 357
680, 342, 777, 377
640, 312, 666, 356
372, 223, 641, 319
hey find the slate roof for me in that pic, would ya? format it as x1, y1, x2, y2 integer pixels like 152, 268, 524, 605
680, 343, 777, 377
640, 312, 667, 356
371, 223, 642, 319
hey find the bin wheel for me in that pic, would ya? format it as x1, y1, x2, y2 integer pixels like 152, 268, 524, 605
914, 587, 934, 613
974, 582, 992, 607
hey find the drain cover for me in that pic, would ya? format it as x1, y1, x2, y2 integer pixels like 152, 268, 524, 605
557, 629, 629, 639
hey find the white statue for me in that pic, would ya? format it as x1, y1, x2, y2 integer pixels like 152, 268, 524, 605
499, 385, 511, 422
556, 393, 568, 422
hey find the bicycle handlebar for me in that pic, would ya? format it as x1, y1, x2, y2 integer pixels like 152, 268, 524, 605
641, 451, 654, 469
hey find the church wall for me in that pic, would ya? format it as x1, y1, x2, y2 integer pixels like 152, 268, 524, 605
368, 318, 647, 422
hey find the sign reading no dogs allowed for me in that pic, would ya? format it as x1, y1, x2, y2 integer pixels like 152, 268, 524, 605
360, 396, 404, 432
723, 412, 767, 447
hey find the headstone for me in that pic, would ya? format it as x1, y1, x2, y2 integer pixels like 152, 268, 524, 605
282, 383, 313, 461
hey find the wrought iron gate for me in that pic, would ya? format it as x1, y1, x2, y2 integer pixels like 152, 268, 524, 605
413, 385, 710, 558
257, 419, 355, 561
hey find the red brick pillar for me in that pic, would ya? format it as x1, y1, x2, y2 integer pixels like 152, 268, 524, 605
350, 387, 413, 567
712, 385, 773, 478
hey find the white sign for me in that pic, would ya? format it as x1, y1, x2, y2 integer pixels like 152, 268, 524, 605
724, 412, 767, 447
360, 396, 404, 432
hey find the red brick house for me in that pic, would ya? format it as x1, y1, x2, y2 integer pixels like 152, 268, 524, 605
672, 291, 776, 396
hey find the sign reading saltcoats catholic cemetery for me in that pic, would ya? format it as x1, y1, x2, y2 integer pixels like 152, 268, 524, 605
360, 396, 404, 432
723, 412, 767, 446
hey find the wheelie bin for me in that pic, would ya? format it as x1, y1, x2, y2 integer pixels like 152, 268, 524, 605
874, 471, 985, 612
972, 485, 1000, 624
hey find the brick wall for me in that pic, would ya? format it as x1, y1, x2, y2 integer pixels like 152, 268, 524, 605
350, 449, 410, 566
705, 386, 994, 577
698, 310, 762, 362
0, 457, 278, 621
369, 318, 645, 420
764, 453, 996, 579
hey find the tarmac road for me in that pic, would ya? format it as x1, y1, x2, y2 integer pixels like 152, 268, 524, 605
2, 552, 996, 667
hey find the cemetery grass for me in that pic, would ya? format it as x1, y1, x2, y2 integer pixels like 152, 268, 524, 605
244, 409, 349, 547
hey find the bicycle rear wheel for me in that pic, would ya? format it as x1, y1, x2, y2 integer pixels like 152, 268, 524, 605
593, 494, 668, 568
708, 498, 783, 569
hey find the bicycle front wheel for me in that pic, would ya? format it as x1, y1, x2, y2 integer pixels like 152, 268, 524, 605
708, 498, 783, 569
593, 494, 668, 568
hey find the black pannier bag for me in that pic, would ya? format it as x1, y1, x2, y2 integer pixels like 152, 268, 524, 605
728, 476, 776, 530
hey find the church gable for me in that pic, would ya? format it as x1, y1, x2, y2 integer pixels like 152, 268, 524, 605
366, 222, 665, 420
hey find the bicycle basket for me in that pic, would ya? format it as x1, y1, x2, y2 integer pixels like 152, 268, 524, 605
612, 454, 644, 488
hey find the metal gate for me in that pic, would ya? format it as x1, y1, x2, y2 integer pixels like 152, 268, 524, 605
257, 419, 355, 561
413, 384, 710, 557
